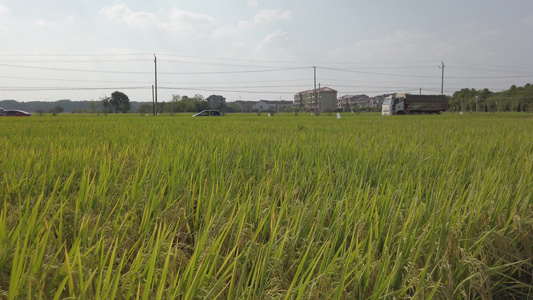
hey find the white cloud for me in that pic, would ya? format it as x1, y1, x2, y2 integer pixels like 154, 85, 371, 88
161, 8, 214, 34
100, 4, 214, 35
88, 47, 144, 55
238, 20, 252, 29
248, 0, 258, 8
211, 8, 291, 39
523, 15, 533, 26
99, 4, 159, 28
36, 20, 55, 27
255, 31, 300, 59
35, 15, 74, 29
211, 25, 239, 39
0, 4, 9, 33
258, 31, 292, 47
0, 3, 8, 31
254, 9, 292, 25
328, 30, 429, 60
431, 27, 504, 61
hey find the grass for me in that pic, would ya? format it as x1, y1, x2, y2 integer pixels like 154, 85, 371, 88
0, 112, 532, 299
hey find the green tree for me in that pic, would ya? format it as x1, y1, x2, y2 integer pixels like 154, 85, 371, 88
112, 91, 131, 113
195, 100, 210, 112
229, 102, 241, 112
137, 104, 152, 114
167, 95, 181, 114
87, 100, 99, 113
166, 94, 209, 113
101, 96, 112, 113
50, 105, 64, 114
180, 96, 197, 112
101, 91, 131, 113
193, 94, 205, 102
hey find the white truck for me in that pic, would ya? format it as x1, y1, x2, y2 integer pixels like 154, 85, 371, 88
382, 93, 448, 115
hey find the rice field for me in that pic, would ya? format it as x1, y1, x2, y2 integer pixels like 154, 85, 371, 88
0, 112, 532, 299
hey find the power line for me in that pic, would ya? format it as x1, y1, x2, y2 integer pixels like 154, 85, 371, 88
158, 86, 297, 94
156, 66, 311, 75
318, 66, 441, 79
0, 63, 311, 75
0, 63, 153, 74
2, 53, 532, 100
0, 74, 152, 84
448, 60, 533, 71
0, 53, 153, 57
445, 74, 533, 79
4, 52, 533, 71
0, 86, 150, 91
0, 59, 149, 64
0, 74, 315, 86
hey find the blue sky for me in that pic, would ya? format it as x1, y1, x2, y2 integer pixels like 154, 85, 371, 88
1, 0, 533, 102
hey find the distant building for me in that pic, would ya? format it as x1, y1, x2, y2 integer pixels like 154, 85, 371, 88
234, 101, 255, 113
253, 101, 268, 112
337, 94, 388, 111
365, 95, 387, 108
206, 95, 226, 109
294, 87, 338, 113
254, 100, 293, 112
337, 94, 369, 111
234, 100, 293, 113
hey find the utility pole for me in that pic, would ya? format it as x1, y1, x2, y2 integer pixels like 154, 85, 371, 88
313, 66, 318, 116
318, 83, 321, 115
440, 61, 445, 95
152, 85, 155, 115
154, 54, 158, 116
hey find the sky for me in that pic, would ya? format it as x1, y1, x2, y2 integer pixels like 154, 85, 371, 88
1, 0, 533, 103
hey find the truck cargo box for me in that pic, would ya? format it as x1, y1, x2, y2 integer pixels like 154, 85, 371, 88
382, 93, 449, 115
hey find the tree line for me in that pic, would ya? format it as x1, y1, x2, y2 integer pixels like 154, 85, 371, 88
449, 83, 533, 112
3, 84, 532, 114
137, 94, 212, 114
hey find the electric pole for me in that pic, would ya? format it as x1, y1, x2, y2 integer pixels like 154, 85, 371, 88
313, 66, 318, 116
318, 83, 321, 115
152, 85, 155, 115
154, 54, 158, 116
440, 61, 445, 95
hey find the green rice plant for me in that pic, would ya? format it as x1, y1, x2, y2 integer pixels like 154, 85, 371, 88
0, 113, 531, 299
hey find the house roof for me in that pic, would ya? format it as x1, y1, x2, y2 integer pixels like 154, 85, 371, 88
339, 94, 369, 101
207, 95, 226, 100
235, 100, 292, 105
295, 87, 337, 95
258, 100, 293, 105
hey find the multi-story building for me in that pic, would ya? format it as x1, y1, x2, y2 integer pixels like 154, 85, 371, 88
294, 87, 337, 113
